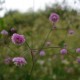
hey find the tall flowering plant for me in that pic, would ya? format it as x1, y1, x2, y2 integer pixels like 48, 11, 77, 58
0, 12, 80, 79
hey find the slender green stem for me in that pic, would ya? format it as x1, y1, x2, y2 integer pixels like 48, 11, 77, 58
7, 46, 18, 54
25, 41, 31, 50
25, 41, 34, 79
30, 50, 34, 77
31, 46, 61, 50
34, 28, 52, 63
38, 28, 52, 53
29, 0, 35, 79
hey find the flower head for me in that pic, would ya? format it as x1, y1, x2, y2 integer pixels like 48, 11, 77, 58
1, 30, 8, 35
49, 13, 59, 23
76, 48, 80, 53
46, 41, 51, 46
60, 49, 67, 54
76, 57, 80, 63
4, 57, 12, 64
68, 29, 74, 35
12, 57, 27, 66
11, 33, 25, 45
10, 28, 17, 34
39, 50, 45, 56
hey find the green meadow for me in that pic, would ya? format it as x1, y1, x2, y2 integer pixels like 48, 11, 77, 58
0, 4, 80, 80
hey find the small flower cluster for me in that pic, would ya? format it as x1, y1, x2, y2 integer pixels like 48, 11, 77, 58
49, 13, 59, 23
60, 49, 67, 54
1, 30, 8, 35
2, 12, 80, 68
60, 48, 80, 55
39, 50, 45, 56
0, 28, 16, 36
11, 33, 25, 45
76, 48, 80, 53
5, 57, 27, 66
68, 29, 74, 35
10, 33, 26, 66
12, 57, 27, 66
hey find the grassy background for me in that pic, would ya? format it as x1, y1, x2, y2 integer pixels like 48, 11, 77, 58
0, 4, 80, 80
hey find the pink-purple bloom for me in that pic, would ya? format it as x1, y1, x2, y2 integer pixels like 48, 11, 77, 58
76, 48, 80, 53
76, 58, 80, 63
1, 30, 8, 35
39, 50, 45, 56
68, 29, 74, 35
4, 57, 12, 64
11, 33, 25, 45
60, 49, 67, 54
10, 28, 17, 33
46, 41, 51, 46
12, 57, 27, 66
49, 13, 59, 23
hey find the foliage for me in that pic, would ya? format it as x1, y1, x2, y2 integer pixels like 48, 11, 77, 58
0, 4, 80, 80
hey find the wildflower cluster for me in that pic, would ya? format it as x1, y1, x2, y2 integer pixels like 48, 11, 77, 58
0, 12, 80, 78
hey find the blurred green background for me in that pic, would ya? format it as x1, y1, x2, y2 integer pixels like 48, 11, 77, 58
0, 3, 80, 80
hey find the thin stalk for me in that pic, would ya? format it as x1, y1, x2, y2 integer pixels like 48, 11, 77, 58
38, 29, 52, 52
7, 46, 18, 54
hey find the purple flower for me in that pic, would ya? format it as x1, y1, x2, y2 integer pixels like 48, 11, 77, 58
4, 57, 12, 64
39, 50, 45, 56
46, 41, 51, 46
60, 49, 67, 54
1, 30, 8, 35
76, 48, 80, 53
10, 28, 17, 33
68, 29, 74, 35
49, 13, 59, 23
11, 33, 25, 45
12, 57, 27, 66
76, 58, 80, 63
